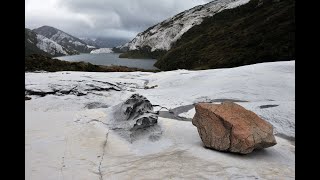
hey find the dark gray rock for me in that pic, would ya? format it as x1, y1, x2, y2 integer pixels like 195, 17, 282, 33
120, 94, 158, 129
259, 104, 279, 109
111, 94, 161, 142
84, 102, 109, 109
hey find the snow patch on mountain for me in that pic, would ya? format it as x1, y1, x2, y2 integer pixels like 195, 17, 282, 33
50, 31, 86, 48
87, 45, 96, 48
226, 0, 250, 9
36, 34, 68, 55
120, 0, 250, 52
90, 48, 113, 54
73, 41, 85, 47
50, 30, 70, 42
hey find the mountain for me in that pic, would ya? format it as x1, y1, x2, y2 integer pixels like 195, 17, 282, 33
25, 28, 51, 57
118, 0, 294, 70
25, 28, 72, 57
155, 0, 295, 70
33, 26, 94, 54
80, 37, 130, 48
95, 37, 130, 48
117, 0, 250, 54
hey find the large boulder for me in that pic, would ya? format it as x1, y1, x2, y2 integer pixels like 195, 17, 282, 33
192, 102, 276, 154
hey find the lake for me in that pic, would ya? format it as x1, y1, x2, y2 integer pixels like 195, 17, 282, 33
56, 53, 158, 70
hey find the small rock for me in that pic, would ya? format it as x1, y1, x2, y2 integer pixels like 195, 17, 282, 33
84, 102, 109, 109
144, 85, 158, 89
192, 102, 277, 154
259, 104, 279, 109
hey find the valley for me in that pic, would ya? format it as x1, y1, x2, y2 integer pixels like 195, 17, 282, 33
25, 0, 295, 179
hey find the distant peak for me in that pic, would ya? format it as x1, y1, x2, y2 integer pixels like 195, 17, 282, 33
38, 25, 54, 29
34, 25, 62, 32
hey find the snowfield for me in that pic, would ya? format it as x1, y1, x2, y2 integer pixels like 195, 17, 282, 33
90, 48, 113, 54
120, 0, 250, 52
25, 61, 295, 179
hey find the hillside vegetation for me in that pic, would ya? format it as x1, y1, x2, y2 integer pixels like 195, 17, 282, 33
25, 54, 157, 72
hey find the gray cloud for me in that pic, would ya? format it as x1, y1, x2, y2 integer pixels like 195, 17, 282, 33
26, 0, 211, 39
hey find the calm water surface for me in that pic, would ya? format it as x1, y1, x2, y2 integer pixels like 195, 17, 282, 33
56, 53, 158, 70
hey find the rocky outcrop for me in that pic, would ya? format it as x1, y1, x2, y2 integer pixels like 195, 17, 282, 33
111, 94, 161, 142
192, 102, 276, 154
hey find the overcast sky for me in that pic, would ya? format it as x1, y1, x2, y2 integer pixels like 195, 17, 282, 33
25, 0, 211, 39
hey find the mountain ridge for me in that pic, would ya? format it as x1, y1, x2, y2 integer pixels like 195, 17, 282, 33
81, 37, 130, 48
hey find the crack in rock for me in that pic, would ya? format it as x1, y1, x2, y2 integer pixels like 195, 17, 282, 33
92, 80, 119, 87
259, 104, 279, 109
60, 137, 68, 180
98, 132, 108, 180
87, 119, 109, 126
